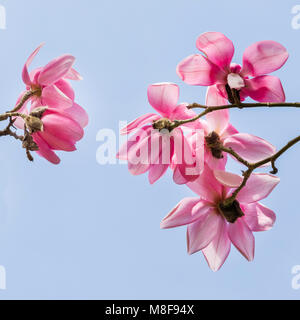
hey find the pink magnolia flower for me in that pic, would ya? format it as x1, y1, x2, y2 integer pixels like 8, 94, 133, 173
117, 83, 205, 184
200, 86, 277, 170
161, 165, 279, 271
17, 43, 82, 114
177, 32, 288, 103
31, 106, 87, 165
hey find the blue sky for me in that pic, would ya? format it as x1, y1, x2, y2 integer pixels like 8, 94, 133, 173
0, 0, 299, 299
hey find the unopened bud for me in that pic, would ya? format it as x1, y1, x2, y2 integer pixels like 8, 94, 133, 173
153, 118, 174, 131
29, 107, 47, 119
25, 116, 44, 133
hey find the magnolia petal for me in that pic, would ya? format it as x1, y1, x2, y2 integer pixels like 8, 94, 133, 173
39, 131, 77, 151
22, 43, 44, 85
148, 164, 169, 185
242, 76, 286, 103
54, 79, 75, 101
237, 173, 280, 204
42, 110, 84, 143
64, 103, 89, 128
228, 218, 255, 261
214, 170, 243, 188
187, 211, 222, 255
33, 133, 61, 165
206, 86, 229, 135
243, 203, 276, 232
224, 133, 276, 164
202, 219, 231, 272
64, 68, 83, 81
188, 164, 223, 203
161, 198, 211, 229
196, 32, 234, 70
242, 40, 289, 77
177, 54, 226, 86
147, 83, 179, 117
120, 113, 159, 135
42, 85, 73, 109
38, 54, 75, 86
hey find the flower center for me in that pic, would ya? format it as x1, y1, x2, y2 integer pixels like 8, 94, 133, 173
205, 131, 223, 159
218, 200, 245, 224
227, 73, 245, 90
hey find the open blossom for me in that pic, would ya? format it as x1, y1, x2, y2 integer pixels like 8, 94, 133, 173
17, 43, 82, 114
117, 83, 205, 184
161, 165, 280, 271
13, 44, 88, 164
200, 86, 276, 170
177, 32, 288, 103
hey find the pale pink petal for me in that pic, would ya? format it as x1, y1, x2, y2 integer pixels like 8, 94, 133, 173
148, 164, 169, 185
196, 32, 234, 70
120, 113, 160, 135
242, 76, 285, 103
127, 129, 151, 176
33, 133, 61, 165
41, 85, 73, 109
42, 110, 84, 142
161, 198, 212, 229
170, 103, 203, 129
147, 83, 179, 117
187, 211, 222, 255
242, 41, 289, 77
206, 86, 229, 135
117, 127, 151, 161
22, 43, 44, 85
214, 170, 243, 188
187, 164, 223, 202
172, 166, 188, 185
221, 124, 239, 140
64, 103, 89, 128
64, 68, 83, 81
54, 79, 75, 101
205, 148, 228, 171
202, 219, 231, 271
224, 133, 276, 164
243, 203, 276, 232
38, 55, 75, 86
236, 173, 280, 204
39, 131, 77, 151
228, 218, 255, 261
173, 129, 204, 184
177, 54, 226, 86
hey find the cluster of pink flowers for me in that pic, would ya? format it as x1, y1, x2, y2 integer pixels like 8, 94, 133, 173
118, 32, 288, 271
16, 44, 88, 164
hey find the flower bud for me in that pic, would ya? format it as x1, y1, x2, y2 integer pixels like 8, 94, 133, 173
30, 107, 47, 118
153, 118, 174, 131
25, 116, 44, 133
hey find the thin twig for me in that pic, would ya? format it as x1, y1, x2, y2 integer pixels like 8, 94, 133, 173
222, 135, 300, 207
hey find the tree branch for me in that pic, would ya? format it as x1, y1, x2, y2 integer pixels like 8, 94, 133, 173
221, 135, 300, 207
